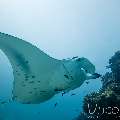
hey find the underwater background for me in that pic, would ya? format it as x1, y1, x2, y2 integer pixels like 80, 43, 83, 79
0, 0, 120, 120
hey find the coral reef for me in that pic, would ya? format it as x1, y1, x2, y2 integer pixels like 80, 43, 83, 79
76, 51, 120, 120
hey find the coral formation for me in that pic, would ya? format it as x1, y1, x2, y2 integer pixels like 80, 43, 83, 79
76, 51, 120, 120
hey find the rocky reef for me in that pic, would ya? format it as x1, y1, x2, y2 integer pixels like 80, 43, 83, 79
76, 51, 120, 120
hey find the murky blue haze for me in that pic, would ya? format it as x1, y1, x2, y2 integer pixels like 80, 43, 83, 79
0, 0, 120, 120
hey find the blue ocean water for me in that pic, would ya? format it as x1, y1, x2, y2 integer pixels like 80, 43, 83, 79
0, 0, 120, 120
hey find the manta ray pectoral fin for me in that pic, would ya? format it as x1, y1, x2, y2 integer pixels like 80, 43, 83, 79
0, 32, 60, 104
0, 32, 60, 72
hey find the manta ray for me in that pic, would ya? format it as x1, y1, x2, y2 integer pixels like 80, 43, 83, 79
0, 32, 100, 104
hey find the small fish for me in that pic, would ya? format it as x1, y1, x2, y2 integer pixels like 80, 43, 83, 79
86, 81, 89, 84
71, 93, 76, 96
54, 88, 64, 92
64, 74, 69, 79
54, 102, 58, 107
62, 92, 66, 96
76, 58, 82, 62
72, 56, 78, 59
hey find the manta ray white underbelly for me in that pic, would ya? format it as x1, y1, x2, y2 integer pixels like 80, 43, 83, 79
0, 32, 98, 104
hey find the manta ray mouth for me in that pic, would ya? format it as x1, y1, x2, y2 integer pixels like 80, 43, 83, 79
86, 73, 101, 80
92, 73, 102, 78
